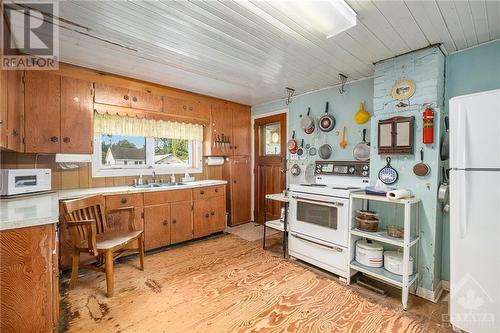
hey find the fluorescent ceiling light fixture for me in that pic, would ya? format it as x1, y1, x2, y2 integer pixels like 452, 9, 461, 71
271, 0, 357, 38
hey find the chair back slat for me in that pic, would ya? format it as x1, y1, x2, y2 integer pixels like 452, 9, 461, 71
62, 195, 107, 246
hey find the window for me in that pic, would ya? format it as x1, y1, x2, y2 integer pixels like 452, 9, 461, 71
93, 133, 202, 177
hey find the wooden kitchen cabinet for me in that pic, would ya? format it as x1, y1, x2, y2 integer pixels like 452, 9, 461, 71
231, 103, 251, 156
24, 71, 61, 153
170, 200, 193, 244
193, 199, 212, 238
206, 100, 233, 156
144, 204, 171, 250
61, 76, 93, 154
0, 224, 58, 333
224, 156, 251, 226
193, 187, 226, 237
0, 70, 24, 152
164, 96, 200, 117
105, 193, 144, 231
94, 83, 163, 112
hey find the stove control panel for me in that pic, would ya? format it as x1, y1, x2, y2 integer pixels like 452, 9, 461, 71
315, 161, 370, 177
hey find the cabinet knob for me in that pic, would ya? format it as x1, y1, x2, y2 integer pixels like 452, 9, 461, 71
205, 213, 209, 218
234, 146, 237, 150
172, 219, 177, 224
132, 96, 138, 102
120, 197, 128, 204
215, 188, 219, 193
183, 105, 187, 110
200, 190, 205, 195
233, 180, 237, 184
50, 136, 58, 143
63, 137, 70, 143
163, 219, 168, 225
11, 129, 18, 137
124, 95, 129, 100
211, 211, 215, 216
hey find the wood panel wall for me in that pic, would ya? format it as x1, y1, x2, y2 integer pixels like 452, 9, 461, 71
0, 151, 223, 190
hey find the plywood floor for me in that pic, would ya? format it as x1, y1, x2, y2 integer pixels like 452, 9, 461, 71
60, 233, 452, 333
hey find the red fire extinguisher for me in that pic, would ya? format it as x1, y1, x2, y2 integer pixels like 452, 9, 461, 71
422, 104, 434, 144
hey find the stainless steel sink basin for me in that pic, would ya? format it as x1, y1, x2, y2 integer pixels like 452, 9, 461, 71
133, 182, 188, 188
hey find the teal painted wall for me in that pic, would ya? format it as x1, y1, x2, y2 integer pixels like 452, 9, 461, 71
441, 40, 500, 281
252, 78, 375, 166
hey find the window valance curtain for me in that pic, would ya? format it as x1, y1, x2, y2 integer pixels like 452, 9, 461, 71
94, 113, 203, 142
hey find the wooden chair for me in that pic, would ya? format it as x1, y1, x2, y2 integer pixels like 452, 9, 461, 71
62, 195, 144, 297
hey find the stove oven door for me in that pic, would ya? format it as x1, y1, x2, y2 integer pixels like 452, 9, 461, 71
289, 192, 349, 246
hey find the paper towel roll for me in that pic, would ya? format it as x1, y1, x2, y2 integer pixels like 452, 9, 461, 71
386, 189, 412, 200
206, 157, 225, 166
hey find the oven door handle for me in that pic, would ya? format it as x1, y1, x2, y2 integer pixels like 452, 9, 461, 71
291, 196, 344, 207
291, 233, 344, 252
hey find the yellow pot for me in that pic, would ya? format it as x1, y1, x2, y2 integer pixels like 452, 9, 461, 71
355, 101, 370, 124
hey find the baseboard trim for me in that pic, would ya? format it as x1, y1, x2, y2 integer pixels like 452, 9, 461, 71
416, 280, 444, 303
442, 280, 450, 291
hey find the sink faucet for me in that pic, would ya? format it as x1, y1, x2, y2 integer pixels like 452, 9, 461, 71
152, 170, 157, 183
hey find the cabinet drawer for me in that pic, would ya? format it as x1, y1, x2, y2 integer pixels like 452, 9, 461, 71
143, 189, 192, 206
105, 193, 143, 209
94, 83, 130, 107
193, 185, 224, 200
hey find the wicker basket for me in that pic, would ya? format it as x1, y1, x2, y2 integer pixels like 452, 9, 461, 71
355, 216, 379, 232
387, 225, 404, 238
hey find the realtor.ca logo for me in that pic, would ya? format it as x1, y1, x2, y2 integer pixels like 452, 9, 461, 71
1, 0, 59, 70
443, 274, 496, 331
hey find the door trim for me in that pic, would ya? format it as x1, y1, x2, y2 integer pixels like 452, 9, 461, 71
250, 108, 288, 222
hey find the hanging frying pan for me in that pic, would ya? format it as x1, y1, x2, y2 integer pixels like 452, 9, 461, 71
301, 107, 313, 130
438, 167, 449, 203
304, 122, 315, 135
290, 163, 301, 177
319, 101, 336, 132
296, 139, 306, 158
440, 116, 449, 161
378, 157, 398, 185
319, 143, 332, 159
353, 129, 370, 161
413, 148, 430, 176
287, 130, 298, 153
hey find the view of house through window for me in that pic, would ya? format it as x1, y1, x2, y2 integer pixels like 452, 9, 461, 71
102, 134, 146, 166
154, 138, 190, 166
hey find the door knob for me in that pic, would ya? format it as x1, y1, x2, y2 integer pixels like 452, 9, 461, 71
172, 219, 177, 224
50, 136, 58, 143
63, 137, 70, 143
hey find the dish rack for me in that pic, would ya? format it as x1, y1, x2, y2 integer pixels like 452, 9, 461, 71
347, 192, 421, 311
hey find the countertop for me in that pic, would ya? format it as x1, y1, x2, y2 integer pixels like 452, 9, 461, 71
0, 192, 60, 231
1, 180, 227, 231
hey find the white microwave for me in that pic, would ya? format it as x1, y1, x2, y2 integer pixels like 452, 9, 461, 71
0, 169, 52, 196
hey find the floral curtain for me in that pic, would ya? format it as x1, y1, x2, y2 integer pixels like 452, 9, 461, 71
94, 113, 203, 142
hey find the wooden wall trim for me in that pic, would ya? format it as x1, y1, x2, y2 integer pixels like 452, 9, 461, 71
94, 103, 209, 126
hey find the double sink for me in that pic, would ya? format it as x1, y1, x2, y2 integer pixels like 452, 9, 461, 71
133, 182, 188, 189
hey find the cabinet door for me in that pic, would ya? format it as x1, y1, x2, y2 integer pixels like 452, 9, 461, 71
193, 199, 211, 238
0, 69, 7, 147
94, 83, 130, 107
230, 157, 251, 226
105, 194, 144, 231
209, 101, 232, 156
60, 77, 93, 154
210, 195, 226, 233
231, 104, 251, 156
6, 71, 24, 151
130, 90, 163, 112
24, 71, 61, 153
171, 201, 193, 244
144, 205, 171, 250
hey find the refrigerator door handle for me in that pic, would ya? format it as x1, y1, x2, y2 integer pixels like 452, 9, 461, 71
459, 171, 468, 239
457, 104, 468, 169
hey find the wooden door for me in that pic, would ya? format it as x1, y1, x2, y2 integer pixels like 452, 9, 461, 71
24, 71, 61, 153
60, 77, 93, 154
254, 113, 287, 223
170, 201, 193, 244
193, 199, 211, 238
144, 205, 171, 250
130, 90, 163, 112
94, 83, 130, 107
231, 104, 251, 156
210, 196, 226, 233
6, 71, 24, 151
229, 156, 251, 226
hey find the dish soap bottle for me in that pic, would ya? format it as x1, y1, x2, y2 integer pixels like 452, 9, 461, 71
170, 174, 176, 183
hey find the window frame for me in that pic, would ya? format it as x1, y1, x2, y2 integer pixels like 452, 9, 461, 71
92, 134, 203, 178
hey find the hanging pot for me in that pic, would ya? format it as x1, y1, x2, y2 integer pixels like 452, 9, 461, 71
319, 143, 332, 159
413, 148, 430, 176
304, 122, 315, 135
319, 101, 336, 132
438, 167, 449, 203
287, 130, 298, 153
353, 128, 370, 161
290, 164, 301, 177
296, 139, 306, 158
440, 116, 449, 161
301, 107, 313, 130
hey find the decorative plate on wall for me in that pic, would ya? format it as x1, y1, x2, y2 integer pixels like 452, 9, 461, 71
391, 79, 416, 100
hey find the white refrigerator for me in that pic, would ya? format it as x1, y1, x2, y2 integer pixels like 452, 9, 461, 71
449, 89, 500, 333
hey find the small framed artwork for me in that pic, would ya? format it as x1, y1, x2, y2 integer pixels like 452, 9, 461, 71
391, 79, 416, 100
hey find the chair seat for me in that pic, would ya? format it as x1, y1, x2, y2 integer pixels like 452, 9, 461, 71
78, 230, 143, 251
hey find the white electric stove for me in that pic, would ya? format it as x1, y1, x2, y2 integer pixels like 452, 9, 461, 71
288, 161, 369, 279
